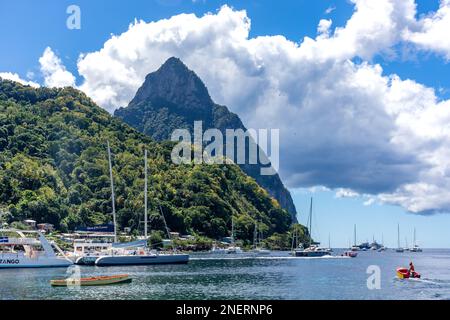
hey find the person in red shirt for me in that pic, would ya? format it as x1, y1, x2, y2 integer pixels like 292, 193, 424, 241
409, 262, 415, 277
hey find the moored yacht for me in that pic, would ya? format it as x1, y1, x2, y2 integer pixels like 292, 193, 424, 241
292, 198, 330, 258
410, 228, 423, 252
95, 147, 189, 266
395, 224, 404, 253
250, 221, 271, 255
0, 229, 73, 268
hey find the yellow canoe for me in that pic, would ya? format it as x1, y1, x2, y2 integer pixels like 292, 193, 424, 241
51, 274, 131, 287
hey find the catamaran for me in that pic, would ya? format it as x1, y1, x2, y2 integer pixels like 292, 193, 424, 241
76, 144, 189, 266
0, 229, 72, 268
292, 198, 330, 257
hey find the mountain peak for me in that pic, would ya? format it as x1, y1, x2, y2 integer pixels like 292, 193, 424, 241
129, 57, 213, 109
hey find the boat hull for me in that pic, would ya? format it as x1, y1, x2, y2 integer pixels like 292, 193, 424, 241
75, 256, 100, 266
95, 254, 189, 266
51, 274, 131, 287
0, 256, 73, 269
396, 268, 421, 279
293, 251, 330, 257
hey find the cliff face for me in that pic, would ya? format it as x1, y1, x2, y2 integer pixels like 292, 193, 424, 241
115, 57, 298, 222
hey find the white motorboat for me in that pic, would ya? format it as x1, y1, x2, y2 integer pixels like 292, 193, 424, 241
0, 229, 73, 268
293, 244, 330, 257
225, 246, 243, 254
210, 245, 227, 254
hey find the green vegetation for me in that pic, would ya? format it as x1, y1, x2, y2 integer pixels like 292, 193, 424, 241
0, 79, 305, 246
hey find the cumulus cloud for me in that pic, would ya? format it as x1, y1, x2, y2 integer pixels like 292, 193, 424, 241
0, 72, 40, 87
39, 47, 76, 88
403, 0, 450, 60
38, 1, 450, 214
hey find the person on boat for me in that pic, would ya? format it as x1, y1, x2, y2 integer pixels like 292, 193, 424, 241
408, 262, 415, 277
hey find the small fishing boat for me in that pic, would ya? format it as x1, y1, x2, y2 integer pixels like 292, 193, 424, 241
50, 274, 132, 287
396, 268, 421, 279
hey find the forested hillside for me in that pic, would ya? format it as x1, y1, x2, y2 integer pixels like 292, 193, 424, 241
0, 79, 305, 245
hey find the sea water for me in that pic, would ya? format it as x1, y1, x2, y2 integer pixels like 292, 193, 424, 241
1, 249, 449, 300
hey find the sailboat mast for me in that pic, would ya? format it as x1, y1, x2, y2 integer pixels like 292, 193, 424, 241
354, 224, 357, 246
144, 149, 148, 238
253, 221, 258, 249
309, 197, 313, 247
397, 224, 400, 248
414, 228, 416, 247
231, 217, 235, 245
107, 141, 117, 243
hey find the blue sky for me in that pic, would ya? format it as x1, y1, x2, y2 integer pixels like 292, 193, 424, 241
1, 0, 450, 247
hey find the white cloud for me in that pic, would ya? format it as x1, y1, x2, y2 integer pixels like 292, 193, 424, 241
317, 19, 332, 37
0, 72, 40, 87
325, 6, 336, 15
39, 47, 76, 88
39, 2, 450, 214
335, 189, 359, 198
403, 0, 450, 60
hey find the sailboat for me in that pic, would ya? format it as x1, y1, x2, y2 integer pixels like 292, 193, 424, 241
89, 145, 189, 266
293, 198, 330, 257
224, 218, 243, 254
326, 233, 333, 253
351, 224, 360, 251
395, 224, 404, 253
410, 228, 423, 252
377, 234, 387, 252
404, 237, 410, 252
251, 221, 270, 255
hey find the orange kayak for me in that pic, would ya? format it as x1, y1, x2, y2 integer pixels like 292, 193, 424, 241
51, 274, 131, 287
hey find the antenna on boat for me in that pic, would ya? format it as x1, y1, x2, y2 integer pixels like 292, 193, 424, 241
107, 141, 117, 243
144, 149, 148, 239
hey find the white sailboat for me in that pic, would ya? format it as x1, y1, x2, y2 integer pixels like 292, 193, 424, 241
351, 224, 359, 251
377, 234, 387, 251
0, 230, 72, 268
410, 228, 423, 252
251, 221, 270, 255
225, 218, 243, 254
395, 224, 404, 253
293, 198, 330, 257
